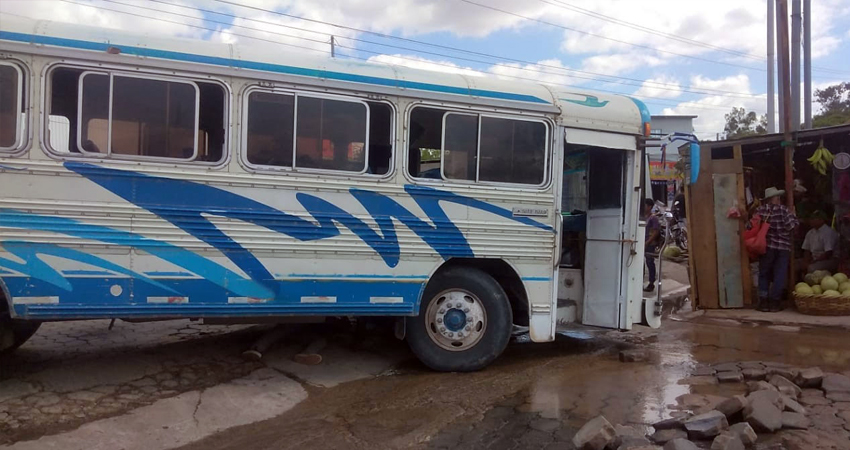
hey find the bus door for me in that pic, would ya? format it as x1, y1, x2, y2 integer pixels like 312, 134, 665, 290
582, 148, 627, 328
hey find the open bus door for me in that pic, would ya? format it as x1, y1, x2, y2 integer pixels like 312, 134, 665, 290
560, 130, 644, 330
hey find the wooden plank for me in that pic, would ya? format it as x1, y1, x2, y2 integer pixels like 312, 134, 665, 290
684, 183, 698, 306
689, 146, 720, 309
713, 174, 745, 308
711, 159, 743, 174
734, 145, 753, 306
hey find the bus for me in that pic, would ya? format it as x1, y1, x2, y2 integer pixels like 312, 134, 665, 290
0, 17, 654, 371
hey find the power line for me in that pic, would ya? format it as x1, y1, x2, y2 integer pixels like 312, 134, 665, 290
538, 0, 850, 76
44, 1, 749, 113
539, 0, 760, 60
457, 0, 767, 73
202, 0, 760, 99
57, 0, 333, 53
333, 38, 752, 113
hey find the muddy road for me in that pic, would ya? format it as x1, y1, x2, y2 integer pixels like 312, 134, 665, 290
2, 316, 850, 449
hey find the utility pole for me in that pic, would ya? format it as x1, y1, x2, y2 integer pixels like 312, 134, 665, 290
330, 36, 336, 58
767, 0, 776, 133
776, 0, 786, 133
791, 0, 801, 131
803, 0, 812, 128
778, 0, 794, 210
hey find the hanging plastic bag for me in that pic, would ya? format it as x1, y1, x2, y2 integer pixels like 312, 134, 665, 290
727, 207, 741, 218
744, 214, 770, 259
726, 200, 741, 218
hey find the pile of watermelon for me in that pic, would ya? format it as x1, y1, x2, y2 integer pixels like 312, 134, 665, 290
795, 270, 850, 297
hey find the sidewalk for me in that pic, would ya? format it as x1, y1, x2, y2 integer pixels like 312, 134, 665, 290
696, 308, 850, 330
643, 259, 691, 310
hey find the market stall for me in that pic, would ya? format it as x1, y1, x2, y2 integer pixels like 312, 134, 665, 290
687, 124, 850, 313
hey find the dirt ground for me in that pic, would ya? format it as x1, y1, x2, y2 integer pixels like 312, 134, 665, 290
2, 309, 849, 450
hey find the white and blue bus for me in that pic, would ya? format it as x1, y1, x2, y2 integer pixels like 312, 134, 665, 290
0, 17, 654, 371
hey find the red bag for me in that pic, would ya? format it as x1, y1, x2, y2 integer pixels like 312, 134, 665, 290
744, 214, 770, 259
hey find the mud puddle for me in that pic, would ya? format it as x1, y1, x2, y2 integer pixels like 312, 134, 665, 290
176, 319, 850, 450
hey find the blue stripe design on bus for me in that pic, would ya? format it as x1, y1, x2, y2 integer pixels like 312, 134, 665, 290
0, 241, 177, 294
64, 162, 552, 273
0, 163, 552, 316
3, 276, 421, 319
0, 31, 550, 105
0, 211, 274, 299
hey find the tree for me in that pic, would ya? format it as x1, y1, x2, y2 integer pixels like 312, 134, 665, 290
723, 107, 767, 139
813, 82, 850, 128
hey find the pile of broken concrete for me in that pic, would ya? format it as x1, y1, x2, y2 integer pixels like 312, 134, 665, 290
572, 362, 850, 450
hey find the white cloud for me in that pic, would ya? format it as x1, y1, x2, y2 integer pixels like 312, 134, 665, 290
366, 54, 484, 77
661, 74, 765, 140
554, 0, 847, 69
209, 11, 352, 54
634, 76, 682, 99
690, 74, 751, 94
580, 53, 663, 77
366, 54, 586, 89
217, 0, 548, 38
0, 0, 205, 38
488, 59, 577, 86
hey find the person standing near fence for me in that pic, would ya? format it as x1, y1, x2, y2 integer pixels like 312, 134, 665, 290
755, 187, 799, 312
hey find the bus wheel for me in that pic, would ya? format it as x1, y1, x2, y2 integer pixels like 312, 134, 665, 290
0, 317, 41, 356
407, 267, 512, 372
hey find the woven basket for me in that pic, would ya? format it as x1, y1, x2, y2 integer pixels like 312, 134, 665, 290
793, 293, 850, 316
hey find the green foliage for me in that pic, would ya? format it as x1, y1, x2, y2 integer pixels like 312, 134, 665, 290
723, 107, 767, 139
813, 82, 850, 128
419, 148, 440, 162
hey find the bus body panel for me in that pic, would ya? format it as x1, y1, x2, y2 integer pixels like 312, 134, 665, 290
0, 16, 647, 345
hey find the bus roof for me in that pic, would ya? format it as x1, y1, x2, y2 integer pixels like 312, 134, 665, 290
0, 15, 648, 136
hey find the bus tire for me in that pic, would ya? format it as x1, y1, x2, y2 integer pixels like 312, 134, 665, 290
0, 317, 41, 356
406, 267, 512, 372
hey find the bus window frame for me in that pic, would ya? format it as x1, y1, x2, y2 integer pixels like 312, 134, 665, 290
41, 61, 230, 169
407, 102, 552, 190
76, 70, 201, 161
0, 60, 26, 153
440, 111, 478, 183
241, 85, 394, 179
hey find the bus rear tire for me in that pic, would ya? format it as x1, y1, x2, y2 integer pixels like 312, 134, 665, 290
0, 317, 41, 357
406, 267, 512, 372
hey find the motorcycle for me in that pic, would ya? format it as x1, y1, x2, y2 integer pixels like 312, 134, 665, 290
652, 202, 688, 253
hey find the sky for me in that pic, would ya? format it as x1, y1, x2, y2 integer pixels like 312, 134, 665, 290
1, 0, 848, 140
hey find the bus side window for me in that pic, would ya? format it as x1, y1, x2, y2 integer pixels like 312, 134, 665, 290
442, 113, 477, 182
365, 101, 392, 176
408, 106, 548, 186
478, 117, 546, 185
245, 91, 295, 167
295, 96, 367, 173
245, 91, 386, 175
0, 62, 25, 152
46, 66, 226, 163
408, 106, 447, 180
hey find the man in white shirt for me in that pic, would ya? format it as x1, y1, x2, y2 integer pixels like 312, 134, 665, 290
802, 210, 840, 273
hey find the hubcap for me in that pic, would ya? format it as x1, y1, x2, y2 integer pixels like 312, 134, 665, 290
425, 289, 487, 352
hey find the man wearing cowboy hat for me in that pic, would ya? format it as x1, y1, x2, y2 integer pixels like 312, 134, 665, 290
754, 187, 799, 312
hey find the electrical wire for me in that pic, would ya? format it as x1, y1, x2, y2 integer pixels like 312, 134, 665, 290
457, 0, 767, 73
538, 0, 850, 76
38, 1, 755, 112
199, 0, 761, 98
96, 0, 761, 99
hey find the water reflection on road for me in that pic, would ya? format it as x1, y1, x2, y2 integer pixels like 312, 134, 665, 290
177, 319, 850, 450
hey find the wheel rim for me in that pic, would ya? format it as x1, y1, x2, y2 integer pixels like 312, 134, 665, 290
424, 289, 487, 352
